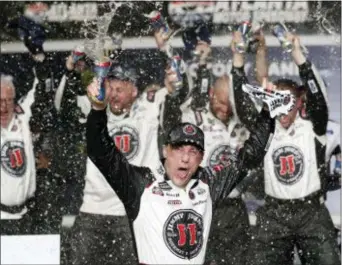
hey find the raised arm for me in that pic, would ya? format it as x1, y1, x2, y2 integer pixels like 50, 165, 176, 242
285, 33, 328, 136
59, 52, 91, 126
255, 33, 269, 86
298, 60, 328, 135
29, 58, 59, 133
161, 36, 212, 134
159, 56, 191, 136
86, 81, 154, 220
204, 109, 274, 205
231, 31, 262, 132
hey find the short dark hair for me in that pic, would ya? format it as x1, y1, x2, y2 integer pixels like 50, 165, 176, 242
273, 78, 307, 99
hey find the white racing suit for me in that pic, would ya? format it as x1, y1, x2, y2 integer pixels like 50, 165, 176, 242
70, 88, 168, 265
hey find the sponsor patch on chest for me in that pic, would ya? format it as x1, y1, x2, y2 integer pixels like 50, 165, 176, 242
152, 186, 164, 196
272, 145, 305, 185
163, 209, 204, 259
207, 144, 238, 168
168, 199, 182, 205
159, 181, 172, 190
109, 125, 140, 160
1, 141, 27, 177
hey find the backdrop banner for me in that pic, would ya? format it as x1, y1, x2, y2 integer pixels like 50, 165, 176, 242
1, 1, 340, 41
1, 44, 340, 119
0, 43, 340, 225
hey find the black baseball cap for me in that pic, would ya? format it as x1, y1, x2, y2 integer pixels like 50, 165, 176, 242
165, 123, 205, 151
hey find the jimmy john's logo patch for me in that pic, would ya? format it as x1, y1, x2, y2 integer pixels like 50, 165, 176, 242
272, 145, 305, 185
110, 125, 139, 161
163, 209, 203, 259
208, 145, 238, 168
1, 141, 27, 177
183, 124, 196, 135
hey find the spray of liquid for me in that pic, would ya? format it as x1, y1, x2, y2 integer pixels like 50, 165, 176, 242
313, 2, 341, 44
82, 2, 129, 63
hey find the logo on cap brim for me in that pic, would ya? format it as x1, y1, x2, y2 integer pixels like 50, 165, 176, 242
183, 124, 196, 135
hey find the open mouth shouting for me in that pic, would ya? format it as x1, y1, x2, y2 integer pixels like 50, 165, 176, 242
176, 167, 191, 180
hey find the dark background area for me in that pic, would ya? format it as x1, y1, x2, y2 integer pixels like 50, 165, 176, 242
0, 1, 340, 110
1, 1, 341, 42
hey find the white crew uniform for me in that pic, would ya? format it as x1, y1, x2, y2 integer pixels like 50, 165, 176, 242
134, 179, 212, 264
1, 94, 36, 220
180, 79, 250, 198
80, 88, 168, 215
264, 114, 327, 199
86, 102, 273, 264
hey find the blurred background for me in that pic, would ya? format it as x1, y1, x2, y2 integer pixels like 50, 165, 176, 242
1, 1, 341, 120
0, 1, 340, 264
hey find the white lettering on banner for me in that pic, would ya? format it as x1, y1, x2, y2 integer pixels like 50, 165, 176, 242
212, 2, 250, 24
46, 3, 98, 22
188, 0, 310, 24
168, 1, 214, 28
187, 61, 299, 78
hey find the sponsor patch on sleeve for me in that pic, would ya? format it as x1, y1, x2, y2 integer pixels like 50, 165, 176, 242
194, 111, 203, 126
14, 105, 24, 114
307, 79, 318, 94
146, 90, 157, 102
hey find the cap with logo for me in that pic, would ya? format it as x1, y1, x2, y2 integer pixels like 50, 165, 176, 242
165, 122, 205, 151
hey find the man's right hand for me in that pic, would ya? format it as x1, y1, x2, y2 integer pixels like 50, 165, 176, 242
154, 27, 175, 58
164, 67, 178, 94
231, 31, 245, 68
87, 78, 108, 110
286, 32, 306, 66
66, 45, 86, 72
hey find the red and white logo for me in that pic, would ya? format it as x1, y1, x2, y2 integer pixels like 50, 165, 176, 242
183, 124, 197, 136
208, 144, 237, 168
163, 209, 203, 259
272, 145, 304, 185
109, 125, 139, 161
1, 141, 27, 177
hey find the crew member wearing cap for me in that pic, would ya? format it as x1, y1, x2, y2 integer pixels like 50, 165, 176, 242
70, 58, 183, 265
85, 72, 276, 264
